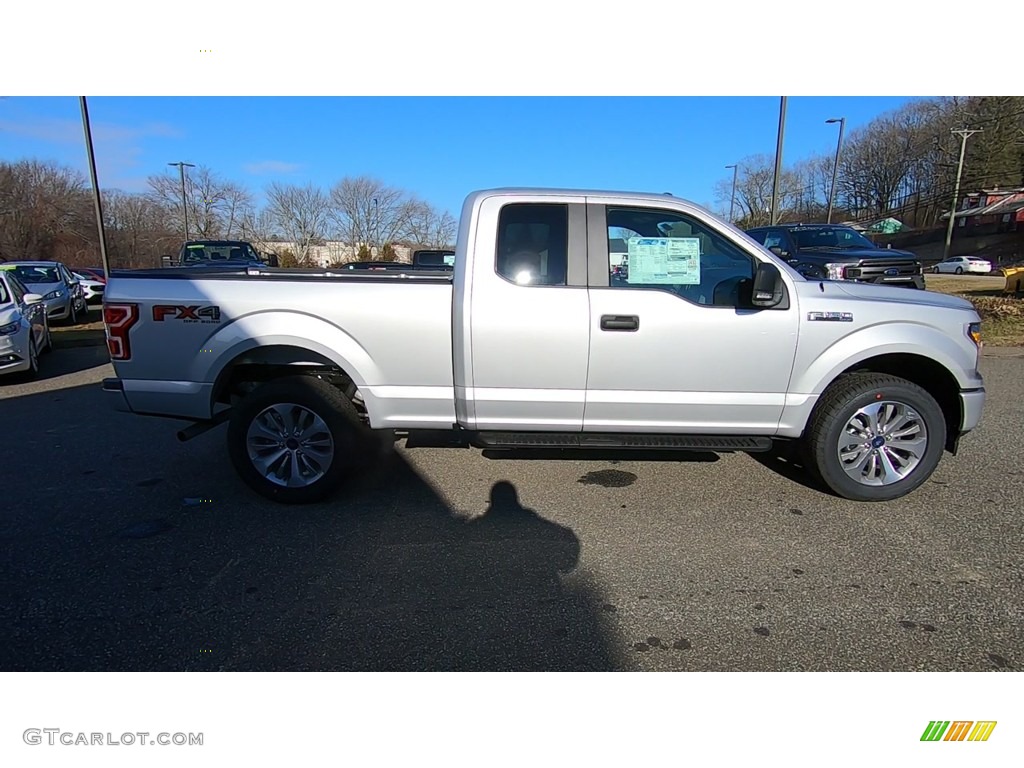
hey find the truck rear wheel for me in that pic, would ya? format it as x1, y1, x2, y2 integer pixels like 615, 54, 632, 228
804, 373, 945, 502
227, 375, 370, 504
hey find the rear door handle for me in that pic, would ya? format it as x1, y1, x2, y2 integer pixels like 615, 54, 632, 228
600, 314, 639, 331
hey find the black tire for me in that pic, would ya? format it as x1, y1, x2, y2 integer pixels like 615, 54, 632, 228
66, 301, 78, 326
227, 375, 371, 504
803, 373, 945, 502
955, 266, 963, 274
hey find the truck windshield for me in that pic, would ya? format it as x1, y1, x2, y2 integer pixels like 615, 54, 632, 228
792, 227, 876, 250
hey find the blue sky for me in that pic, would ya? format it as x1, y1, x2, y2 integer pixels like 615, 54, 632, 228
0, 96, 921, 217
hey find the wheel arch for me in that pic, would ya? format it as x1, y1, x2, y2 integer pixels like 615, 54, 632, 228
822, 353, 961, 453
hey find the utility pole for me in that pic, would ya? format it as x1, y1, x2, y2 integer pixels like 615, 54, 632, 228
168, 161, 195, 240
725, 164, 738, 222
943, 129, 982, 261
769, 97, 787, 225
79, 97, 111, 277
825, 117, 846, 224
372, 197, 379, 256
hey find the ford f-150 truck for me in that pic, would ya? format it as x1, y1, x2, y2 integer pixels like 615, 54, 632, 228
101, 188, 986, 504
745, 224, 925, 289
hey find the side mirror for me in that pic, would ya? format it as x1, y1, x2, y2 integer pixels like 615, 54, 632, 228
24, 293, 44, 305
266, 253, 280, 268
751, 262, 786, 308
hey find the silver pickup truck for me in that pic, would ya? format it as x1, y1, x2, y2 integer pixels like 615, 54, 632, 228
101, 188, 986, 504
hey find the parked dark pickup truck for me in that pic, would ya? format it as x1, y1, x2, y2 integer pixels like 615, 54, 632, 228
745, 224, 924, 289
161, 240, 279, 269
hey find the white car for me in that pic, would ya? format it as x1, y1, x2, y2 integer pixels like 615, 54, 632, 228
933, 255, 993, 274
0, 268, 51, 379
1, 260, 87, 323
73, 272, 106, 306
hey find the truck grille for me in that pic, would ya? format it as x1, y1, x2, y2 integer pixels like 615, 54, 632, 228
845, 260, 920, 281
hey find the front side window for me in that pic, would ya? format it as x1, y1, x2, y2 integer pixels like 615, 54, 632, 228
496, 204, 568, 286
606, 207, 756, 307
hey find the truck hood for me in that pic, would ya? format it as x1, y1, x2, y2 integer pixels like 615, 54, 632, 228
799, 247, 916, 261
832, 280, 975, 311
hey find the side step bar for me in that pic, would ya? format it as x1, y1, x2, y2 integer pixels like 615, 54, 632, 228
403, 429, 774, 453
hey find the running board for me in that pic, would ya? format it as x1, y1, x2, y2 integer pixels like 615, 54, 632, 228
470, 432, 773, 452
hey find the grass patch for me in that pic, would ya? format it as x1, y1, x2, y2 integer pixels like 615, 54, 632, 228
924, 274, 1006, 297
923, 275, 1024, 346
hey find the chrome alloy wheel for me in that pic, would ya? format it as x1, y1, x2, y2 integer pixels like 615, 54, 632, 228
246, 403, 335, 488
837, 400, 928, 486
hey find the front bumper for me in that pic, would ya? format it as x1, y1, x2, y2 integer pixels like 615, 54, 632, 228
855, 275, 926, 289
960, 387, 985, 433
0, 330, 31, 375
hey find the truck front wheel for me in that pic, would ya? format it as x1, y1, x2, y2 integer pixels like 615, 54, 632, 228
804, 373, 946, 502
227, 375, 369, 504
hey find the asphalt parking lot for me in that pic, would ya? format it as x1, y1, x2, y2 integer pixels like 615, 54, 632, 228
2, 344, 1022, 671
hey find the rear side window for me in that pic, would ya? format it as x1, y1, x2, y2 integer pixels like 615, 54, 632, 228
496, 203, 568, 286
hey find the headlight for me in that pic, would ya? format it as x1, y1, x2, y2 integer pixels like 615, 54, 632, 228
0, 321, 19, 335
44, 289, 63, 300
967, 322, 982, 347
824, 263, 847, 280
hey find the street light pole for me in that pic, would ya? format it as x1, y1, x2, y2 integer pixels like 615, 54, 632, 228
725, 164, 738, 222
825, 117, 846, 224
79, 97, 111, 277
769, 96, 787, 225
168, 161, 195, 240
943, 128, 982, 261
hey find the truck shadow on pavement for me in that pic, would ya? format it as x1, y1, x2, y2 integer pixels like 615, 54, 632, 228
0, 381, 618, 671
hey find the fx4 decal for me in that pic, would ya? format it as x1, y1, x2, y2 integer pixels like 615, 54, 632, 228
152, 305, 222, 324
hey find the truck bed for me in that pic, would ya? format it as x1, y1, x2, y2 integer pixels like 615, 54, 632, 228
104, 266, 457, 427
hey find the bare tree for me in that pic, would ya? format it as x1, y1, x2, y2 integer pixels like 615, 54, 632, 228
0, 159, 92, 261
713, 154, 802, 227
328, 176, 419, 255
404, 200, 458, 250
102, 190, 178, 268
265, 182, 331, 266
146, 165, 253, 240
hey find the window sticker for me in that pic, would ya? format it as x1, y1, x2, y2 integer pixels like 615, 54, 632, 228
627, 237, 701, 285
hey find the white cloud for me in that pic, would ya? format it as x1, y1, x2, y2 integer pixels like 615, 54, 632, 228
0, 117, 179, 144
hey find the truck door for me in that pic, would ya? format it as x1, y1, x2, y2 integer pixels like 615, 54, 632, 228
458, 194, 591, 431
583, 199, 800, 434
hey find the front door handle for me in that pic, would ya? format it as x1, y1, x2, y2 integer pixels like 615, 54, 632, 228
600, 314, 639, 331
